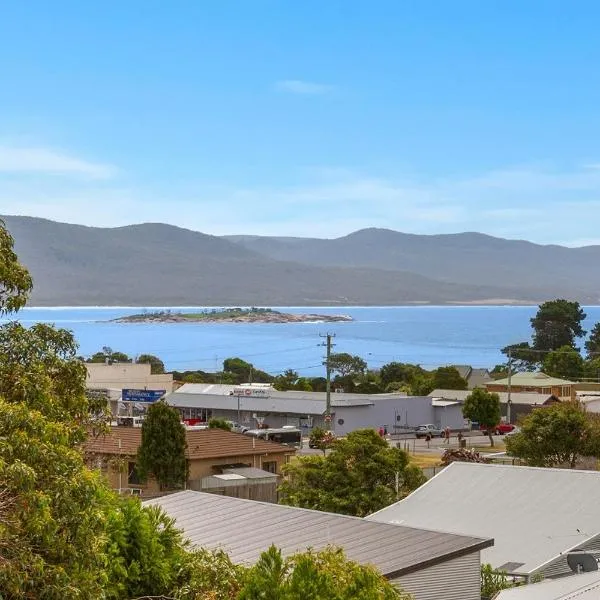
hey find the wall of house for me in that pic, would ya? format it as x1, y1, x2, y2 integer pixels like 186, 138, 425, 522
487, 383, 573, 400
391, 551, 481, 600
187, 453, 291, 482
533, 535, 600, 581
86, 362, 174, 392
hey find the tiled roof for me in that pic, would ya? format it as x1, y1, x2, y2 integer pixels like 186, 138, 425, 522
83, 426, 294, 460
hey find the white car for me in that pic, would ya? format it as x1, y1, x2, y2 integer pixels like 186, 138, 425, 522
504, 426, 521, 437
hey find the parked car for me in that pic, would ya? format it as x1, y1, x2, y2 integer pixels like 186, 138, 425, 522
504, 426, 521, 438
415, 424, 443, 439
481, 422, 516, 436
226, 421, 249, 433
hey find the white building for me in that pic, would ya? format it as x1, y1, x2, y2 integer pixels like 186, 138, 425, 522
495, 571, 600, 600
86, 362, 174, 392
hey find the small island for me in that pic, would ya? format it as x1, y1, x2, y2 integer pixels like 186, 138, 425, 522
111, 307, 354, 324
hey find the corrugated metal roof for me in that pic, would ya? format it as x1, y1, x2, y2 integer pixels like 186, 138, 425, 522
495, 571, 600, 600
429, 389, 555, 406
489, 372, 574, 387
83, 426, 293, 459
224, 467, 278, 480
144, 490, 491, 578
367, 462, 600, 576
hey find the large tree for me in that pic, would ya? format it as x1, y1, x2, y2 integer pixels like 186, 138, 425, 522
0, 218, 33, 314
531, 299, 586, 352
585, 322, 600, 358
506, 402, 600, 468
431, 366, 468, 390
137, 353, 166, 374
462, 388, 501, 447
279, 429, 425, 517
542, 345, 585, 381
328, 353, 368, 377
136, 401, 188, 490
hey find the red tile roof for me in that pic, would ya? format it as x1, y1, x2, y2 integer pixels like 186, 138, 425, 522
83, 426, 295, 460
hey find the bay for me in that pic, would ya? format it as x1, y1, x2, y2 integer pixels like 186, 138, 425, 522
4, 305, 600, 375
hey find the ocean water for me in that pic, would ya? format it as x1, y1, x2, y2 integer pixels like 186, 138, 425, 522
4, 305, 600, 375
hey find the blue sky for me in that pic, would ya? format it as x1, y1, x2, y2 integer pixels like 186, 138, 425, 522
1, 1, 600, 245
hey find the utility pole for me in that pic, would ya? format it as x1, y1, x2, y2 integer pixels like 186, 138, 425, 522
507, 347, 512, 424
320, 333, 336, 431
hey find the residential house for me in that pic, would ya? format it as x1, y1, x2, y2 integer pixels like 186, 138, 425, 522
367, 462, 600, 582
145, 490, 493, 600
495, 570, 600, 600
486, 371, 574, 400
452, 365, 493, 389
84, 426, 295, 500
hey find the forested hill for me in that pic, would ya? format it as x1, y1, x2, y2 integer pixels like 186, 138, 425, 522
4, 215, 599, 306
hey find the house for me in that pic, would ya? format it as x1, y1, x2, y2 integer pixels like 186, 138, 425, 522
429, 388, 560, 424
165, 383, 466, 434
367, 462, 600, 582
495, 571, 600, 600
486, 371, 574, 400
83, 426, 295, 500
452, 365, 493, 389
144, 490, 493, 600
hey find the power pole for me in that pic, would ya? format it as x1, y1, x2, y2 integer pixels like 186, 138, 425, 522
320, 333, 336, 430
507, 347, 512, 424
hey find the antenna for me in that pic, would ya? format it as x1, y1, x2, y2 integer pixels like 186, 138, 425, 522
567, 551, 598, 574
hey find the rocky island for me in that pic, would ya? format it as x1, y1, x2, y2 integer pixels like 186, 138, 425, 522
111, 307, 354, 324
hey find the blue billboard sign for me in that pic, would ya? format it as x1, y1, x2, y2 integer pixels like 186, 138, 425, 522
121, 389, 166, 403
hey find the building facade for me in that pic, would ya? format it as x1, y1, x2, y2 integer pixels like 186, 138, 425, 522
86, 362, 174, 393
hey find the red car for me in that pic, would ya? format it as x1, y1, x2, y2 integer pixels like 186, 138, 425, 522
481, 423, 515, 435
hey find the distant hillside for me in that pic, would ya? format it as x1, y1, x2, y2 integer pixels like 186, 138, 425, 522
3, 216, 598, 306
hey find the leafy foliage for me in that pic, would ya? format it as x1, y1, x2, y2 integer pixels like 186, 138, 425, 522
237, 545, 412, 600
88, 346, 131, 364
223, 357, 273, 384
137, 353, 166, 374
462, 388, 501, 447
542, 345, 585, 380
279, 429, 426, 516
328, 353, 367, 377
0, 218, 33, 314
480, 564, 518, 599
308, 427, 336, 454
531, 299, 586, 351
585, 322, 600, 358
431, 366, 468, 390
137, 401, 188, 489
506, 402, 600, 468
208, 417, 233, 431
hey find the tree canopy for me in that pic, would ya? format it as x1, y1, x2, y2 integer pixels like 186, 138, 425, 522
136, 401, 188, 490
209, 417, 233, 431
585, 323, 600, 358
279, 429, 425, 517
137, 353, 166, 374
462, 388, 501, 446
328, 353, 367, 377
542, 345, 585, 380
506, 402, 600, 468
431, 366, 468, 390
0, 218, 33, 314
531, 299, 586, 351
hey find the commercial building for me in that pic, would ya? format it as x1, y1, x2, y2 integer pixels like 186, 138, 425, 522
145, 490, 493, 600
486, 371, 574, 400
164, 383, 466, 435
86, 362, 174, 393
84, 426, 295, 499
367, 462, 600, 582
429, 388, 560, 424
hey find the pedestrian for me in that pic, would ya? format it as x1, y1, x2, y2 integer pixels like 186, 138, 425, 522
378, 426, 384, 437
444, 426, 451, 444
384, 426, 388, 436
425, 432, 432, 448
457, 431, 464, 447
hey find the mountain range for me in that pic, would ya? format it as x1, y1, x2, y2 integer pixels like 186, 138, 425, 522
3, 215, 600, 306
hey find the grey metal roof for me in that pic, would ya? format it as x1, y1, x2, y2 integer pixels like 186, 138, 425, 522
495, 571, 600, 600
429, 389, 555, 406
145, 490, 491, 578
223, 467, 278, 480
165, 391, 327, 415
367, 462, 600, 576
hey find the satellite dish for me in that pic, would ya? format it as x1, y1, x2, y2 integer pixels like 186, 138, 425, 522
567, 551, 598, 574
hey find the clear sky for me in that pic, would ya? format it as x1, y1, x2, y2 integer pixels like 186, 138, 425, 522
1, 1, 600, 245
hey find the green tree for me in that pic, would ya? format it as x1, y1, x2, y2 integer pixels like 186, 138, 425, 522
431, 366, 468, 390
308, 427, 336, 455
585, 322, 600, 358
506, 402, 600, 468
88, 346, 131, 364
542, 345, 584, 380
137, 401, 188, 490
584, 357, 600, 382
501, 341, 539, 371
490, 364, 509, 379
328, 353, 367, 377
137, 353, 166, 374
273, 369, 300, 391
0, 218, 33, 314
379, 362, 429, 388
462, 388, 501, 447
238, 545, 411, 600
279, 429, 426, 517
223, 357, 273, 384
480, 564, 517, 599
354, 371, 385, 394
209, 417, 233, 431
531, 299, 587, 351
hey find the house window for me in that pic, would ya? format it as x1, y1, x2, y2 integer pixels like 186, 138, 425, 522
262, 461, 277, 474
128, 462, 143, 485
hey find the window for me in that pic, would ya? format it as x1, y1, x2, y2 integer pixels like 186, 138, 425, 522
262, 461, 277, 474
128, 462, 143, 485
